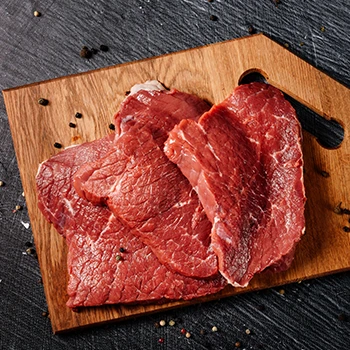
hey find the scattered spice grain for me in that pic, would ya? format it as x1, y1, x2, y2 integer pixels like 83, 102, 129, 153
80, 46, 92, 59
284, 43, 289, 48
158, 338, 164, 344
24, 242, 33, 248
75, 112, 83, 119
0, 181, 4, 187
211, 326, 218, 332
334, 202, 342, 214
109, 123, 115, 130
208, 0, 214, 2
333, 202, 350, 215
279, 289, 285, 295
200, 329, 205, 335
235, 341, 241, 348
69, 122, 77, 128
15, 205, 22, 211
154, 322, 160, 328
100, 45, 109, 52
34, 11, 41, 17
119, 247, 126, 253
181, 328, 186, 334
245, 328, 251, 335
320, 26, 325, 32
116, 254, 123, 261
209, 15, 218, 21
125, 90, 131, 96
159, 320, 166, 327
91, 48, 99, 54
72, 135, 80, 142
54, 142, 62, 149
42, 311, 48, 317
26, 247, 36, 255
38, 98, 49, 106
185, 332, 191, 338
169, 320, 175, 326
343, 226, 350, 233
320, 170, 330, 178
300, 42, 305, 46
248, 25, 256, 34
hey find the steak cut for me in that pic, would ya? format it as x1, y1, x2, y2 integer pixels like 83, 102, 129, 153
36, 136, 226, 308
164, 82, 306, 287
74, 86, 219, 278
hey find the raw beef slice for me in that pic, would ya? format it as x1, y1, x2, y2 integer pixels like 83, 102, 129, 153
164, 82, 306, 287
74, 86, 219, 278
36, 136, 226, 308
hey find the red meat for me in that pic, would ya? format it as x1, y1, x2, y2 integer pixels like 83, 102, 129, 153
36, 136, 226, 308
74, 88, 219, 278
164, 83, 305, 287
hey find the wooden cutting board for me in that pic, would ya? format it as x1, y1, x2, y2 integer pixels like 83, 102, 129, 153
3, 34, 350, 333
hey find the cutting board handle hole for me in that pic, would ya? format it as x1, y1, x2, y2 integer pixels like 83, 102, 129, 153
238, 70, 268, 84
238, 71, 344, 149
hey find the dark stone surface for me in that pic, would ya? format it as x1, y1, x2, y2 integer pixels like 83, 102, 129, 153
0, 1, 349, 349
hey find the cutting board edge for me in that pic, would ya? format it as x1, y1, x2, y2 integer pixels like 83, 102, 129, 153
53, 267, 350, 334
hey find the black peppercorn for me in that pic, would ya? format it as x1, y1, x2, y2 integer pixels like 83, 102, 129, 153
343, 226, 350, 233
69, 122, 76, 128
210, 15, 218, 21
334, 202, 350, 215
80, 47, 92, 59
109, 123, 115, 130
26, 247, 36, 255
38, 98, 49, 106
248, 25, 256, 34
54, 142, 62, 149
75, 112, 82, 119
100, 45, 109, 52
119, 247, 126, 253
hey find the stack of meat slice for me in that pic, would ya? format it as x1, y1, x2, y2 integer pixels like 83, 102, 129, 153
164, 83, 306, 287
36, 80, 305, 308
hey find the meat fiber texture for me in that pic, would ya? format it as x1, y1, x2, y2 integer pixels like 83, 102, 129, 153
36, 135, 226, 308
164, 82, 306, 287
74, 86, 219, 279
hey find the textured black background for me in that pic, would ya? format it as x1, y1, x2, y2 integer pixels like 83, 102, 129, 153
0, 1, 349, 349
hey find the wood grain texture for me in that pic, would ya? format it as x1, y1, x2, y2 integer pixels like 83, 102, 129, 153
3, 34, 350, 333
